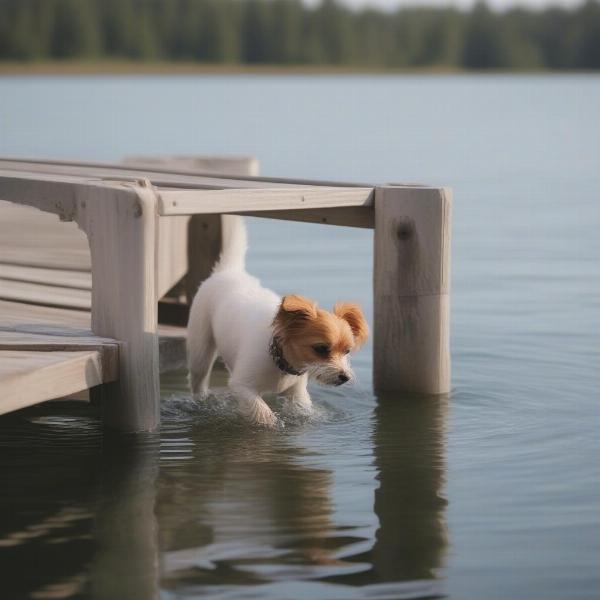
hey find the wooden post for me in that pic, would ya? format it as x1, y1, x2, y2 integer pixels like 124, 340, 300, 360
122, 155, 258, 304
185, 214, 222, 303
184, 158, 259, 303
77, 183, 160, 432
373, 186, 452, 395
186, 214, 251, 302
158, 158, 259, 304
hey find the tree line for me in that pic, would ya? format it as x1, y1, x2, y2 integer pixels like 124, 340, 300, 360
1, 0, 599, 69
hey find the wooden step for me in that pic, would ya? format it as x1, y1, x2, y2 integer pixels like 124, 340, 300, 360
0, 350, 115, 415
0, 298, 187, 376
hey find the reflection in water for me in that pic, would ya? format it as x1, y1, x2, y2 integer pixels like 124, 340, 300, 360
157, 424, 336, 590
373, 395, 448, 583
0, 408, 100, 599
88, 434, 160, 600
323, 394, 448, 592
0, 389, 448, 599
0, 405, 161, 600
156, 390, 449, 597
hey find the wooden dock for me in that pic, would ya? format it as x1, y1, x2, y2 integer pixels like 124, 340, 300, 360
0, 157, 452, 432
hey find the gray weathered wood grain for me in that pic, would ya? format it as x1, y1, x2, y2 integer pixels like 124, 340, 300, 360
373, 186, 451, 395
74, 183, 161, 432
0, 350, 111, 415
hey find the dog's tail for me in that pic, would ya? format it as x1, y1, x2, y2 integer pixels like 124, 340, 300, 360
212, 215, 248, 272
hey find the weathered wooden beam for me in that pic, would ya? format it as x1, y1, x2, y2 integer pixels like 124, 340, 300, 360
241, 206, 374, 229
373, 186, 452, 395
75, 183, 160, 432
157, 187, 374, 216
0, 170, 99, 220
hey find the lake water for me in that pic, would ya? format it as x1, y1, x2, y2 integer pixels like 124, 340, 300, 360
0, 75, 599, 599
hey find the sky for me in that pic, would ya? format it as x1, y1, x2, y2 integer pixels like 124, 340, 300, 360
305, 0, 584, 10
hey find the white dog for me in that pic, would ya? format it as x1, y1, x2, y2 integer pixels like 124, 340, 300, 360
187, 217, 368, 426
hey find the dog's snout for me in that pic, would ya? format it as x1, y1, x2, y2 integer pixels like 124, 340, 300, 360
337, 373, 350, 385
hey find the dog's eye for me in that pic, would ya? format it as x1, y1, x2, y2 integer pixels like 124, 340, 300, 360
312, 344, 330, 357
344, 348, 351, 355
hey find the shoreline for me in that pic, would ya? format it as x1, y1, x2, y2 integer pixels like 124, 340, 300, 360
0, 61, 597, 76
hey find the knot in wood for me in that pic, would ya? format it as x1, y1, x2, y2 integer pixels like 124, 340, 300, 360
133, 200, 143, 218
396, 220, 414, 241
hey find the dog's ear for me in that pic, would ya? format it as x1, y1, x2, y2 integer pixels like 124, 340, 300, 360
334, 302, 369, 348
280, 295, 318, 320
273, 295, 318, 338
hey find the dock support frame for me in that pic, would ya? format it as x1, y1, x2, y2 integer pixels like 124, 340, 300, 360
373, 186, 452, 395
0, 159, 453, 428
77, 184, 160, 432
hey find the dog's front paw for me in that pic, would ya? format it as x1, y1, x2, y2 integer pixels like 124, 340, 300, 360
287, 397, 313, 417
240, 399, 277, 428
255, 408, 277, 428
192, 391, 209, 403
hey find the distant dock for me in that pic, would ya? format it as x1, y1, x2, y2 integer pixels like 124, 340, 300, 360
0, 157, 451, 431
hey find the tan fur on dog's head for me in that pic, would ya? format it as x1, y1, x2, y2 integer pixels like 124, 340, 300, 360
272, 294, 369, 386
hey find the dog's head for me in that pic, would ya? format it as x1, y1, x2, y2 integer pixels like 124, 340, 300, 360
272, 294, 368, 386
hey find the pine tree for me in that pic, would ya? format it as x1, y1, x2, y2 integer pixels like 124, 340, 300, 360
49, 0, 101, 59
242, 0, 272, 63
462, 2, 512, 68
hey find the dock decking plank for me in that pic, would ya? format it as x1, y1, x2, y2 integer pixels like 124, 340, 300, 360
0, 264, 91, 290
0, 201, 90, 271
0, 298, 90, 329
0, 279, 91, 310
0, 299, 187, 375
0, 160, 376, 220
0, 350, 109, 415
0, 330, 119, 377
0, 201, 183, 299
0, 158, 369, 190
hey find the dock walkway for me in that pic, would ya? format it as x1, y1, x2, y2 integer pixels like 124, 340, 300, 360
0, 157, 452, 431
0, 200, 188, 414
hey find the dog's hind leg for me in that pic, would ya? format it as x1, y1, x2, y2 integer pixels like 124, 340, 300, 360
189, 347, 217, 399
187, 324, 217, 399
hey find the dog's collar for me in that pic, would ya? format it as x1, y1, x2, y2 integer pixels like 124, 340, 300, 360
269, 336, 305, 376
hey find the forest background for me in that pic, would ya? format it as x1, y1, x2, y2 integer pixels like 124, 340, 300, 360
0, 0, 599, 70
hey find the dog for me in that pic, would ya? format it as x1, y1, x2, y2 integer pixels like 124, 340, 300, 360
187, 216, 368, 426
